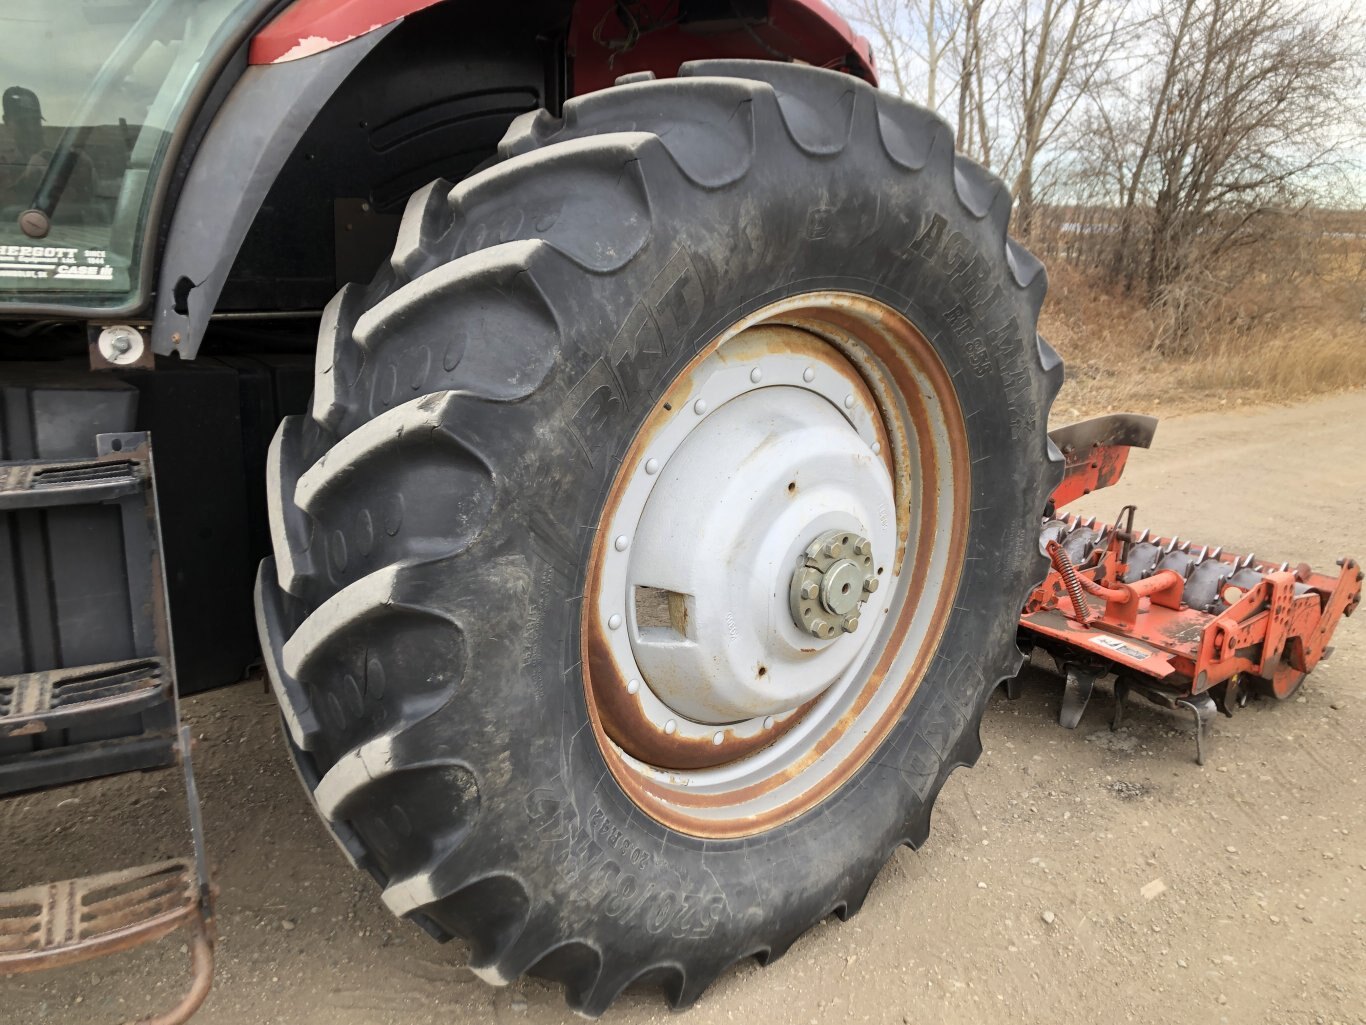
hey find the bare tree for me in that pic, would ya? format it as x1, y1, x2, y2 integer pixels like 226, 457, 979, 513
1001, 0, 1126, 237
844, 0, 1128, 238
1079, 0, 1364, 349
845, 0, 964, 107
950, 0, 999, 164
840, 0, 1360, 320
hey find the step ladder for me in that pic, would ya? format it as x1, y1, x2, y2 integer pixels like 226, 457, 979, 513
0, 432, 214, 1025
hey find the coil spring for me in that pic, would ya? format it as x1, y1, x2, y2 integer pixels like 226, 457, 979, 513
1045, 539, 1095, 625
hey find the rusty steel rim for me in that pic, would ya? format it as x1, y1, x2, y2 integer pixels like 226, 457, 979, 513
582, 292, 970, 838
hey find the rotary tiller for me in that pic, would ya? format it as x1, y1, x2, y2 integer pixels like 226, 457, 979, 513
1018, 414, 1362, 763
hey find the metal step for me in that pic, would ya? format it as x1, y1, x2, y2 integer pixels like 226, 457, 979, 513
0, 658, 170, 739
0, 452, 147, 511
0, 860, 200, 973
0, 430, 217, 1022
0, 858, 214, 1024
0, 732, 180, 797
0, 432, 180, 797
0, 657, 179, 797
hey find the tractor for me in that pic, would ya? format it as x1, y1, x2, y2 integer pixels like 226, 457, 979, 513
0, 2, 1356, 1021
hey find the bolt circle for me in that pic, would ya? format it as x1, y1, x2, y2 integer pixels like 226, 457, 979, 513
789, 529, 879, 639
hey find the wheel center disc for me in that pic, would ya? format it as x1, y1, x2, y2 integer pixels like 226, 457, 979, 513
580, 294, 971, 838
627, 387, 894, 724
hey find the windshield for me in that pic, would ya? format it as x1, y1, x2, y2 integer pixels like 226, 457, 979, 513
0, 0, 263, 311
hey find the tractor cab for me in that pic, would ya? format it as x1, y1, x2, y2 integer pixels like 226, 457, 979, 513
1, 0, 270, 313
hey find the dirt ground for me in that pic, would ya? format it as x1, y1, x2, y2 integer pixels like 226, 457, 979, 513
4, 391, 1364, 1025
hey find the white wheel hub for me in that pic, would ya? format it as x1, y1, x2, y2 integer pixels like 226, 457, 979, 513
627, 386, 894, 724
595, 325, 895, 743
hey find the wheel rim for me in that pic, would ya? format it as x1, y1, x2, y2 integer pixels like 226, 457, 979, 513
582, 293, 970, 838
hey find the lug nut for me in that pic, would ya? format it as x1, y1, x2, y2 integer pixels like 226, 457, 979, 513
843, 615, 860, 634
811, 618, 832, 638
822, 539, 844, 559
853, 539, 872, 557
800, 581, 818, 601
864, 577, 879, 594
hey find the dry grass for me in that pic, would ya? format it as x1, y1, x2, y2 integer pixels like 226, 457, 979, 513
1040, 254, 1366, 424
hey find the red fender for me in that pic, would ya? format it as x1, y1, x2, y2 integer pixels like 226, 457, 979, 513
250, 0, 442, 65
570, 1, 875, 93
253, 0, 875, 90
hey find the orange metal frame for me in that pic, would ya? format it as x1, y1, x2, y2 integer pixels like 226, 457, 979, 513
1021, 429, 1361, 702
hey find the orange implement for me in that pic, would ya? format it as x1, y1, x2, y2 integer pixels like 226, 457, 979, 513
1018, 414, 1361, 761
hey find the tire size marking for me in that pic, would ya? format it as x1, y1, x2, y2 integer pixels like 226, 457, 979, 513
525, 789, 726, 939
899, 209, 1036, 441
566, 247, 704, 465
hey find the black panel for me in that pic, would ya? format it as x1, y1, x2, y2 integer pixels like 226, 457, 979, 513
46, 504, 136, 668
119, 360, 253, 692
221, 5, 551, 311
0, 368, 139, 677
215, 352, 313, 570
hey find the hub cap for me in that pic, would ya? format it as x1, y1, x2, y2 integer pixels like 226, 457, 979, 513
582, 293, 970, 837
627, 383, 893, 725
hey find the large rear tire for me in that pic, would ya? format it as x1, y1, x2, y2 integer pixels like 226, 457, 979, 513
256, 60, 1062, 1014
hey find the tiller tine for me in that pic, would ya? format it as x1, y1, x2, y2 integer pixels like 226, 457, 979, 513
1059, 665, 1100, 729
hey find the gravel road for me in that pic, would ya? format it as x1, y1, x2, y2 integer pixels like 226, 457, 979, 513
4, 391, 1364, 1025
